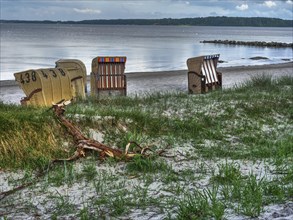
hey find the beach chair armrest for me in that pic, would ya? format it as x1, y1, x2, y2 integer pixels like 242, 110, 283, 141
216, 71, 222, 86
123, 74, 127, 95
188, 71, 204, 78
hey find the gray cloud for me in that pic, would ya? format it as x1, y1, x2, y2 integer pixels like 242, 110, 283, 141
236, 4, 249, 11
73, 8, 101, 14
263, 0, 277, 7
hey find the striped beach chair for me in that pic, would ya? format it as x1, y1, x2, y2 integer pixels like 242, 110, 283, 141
91, 56, 127, 97
187, 54, 222, 94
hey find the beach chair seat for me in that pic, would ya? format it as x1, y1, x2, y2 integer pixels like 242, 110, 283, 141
55, 59, 87, 98
91, 56, 127, 97
14, 67, 77, 107
187, 54, 222, 94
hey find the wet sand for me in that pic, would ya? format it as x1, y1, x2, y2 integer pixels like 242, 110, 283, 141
1, 62, 292, 105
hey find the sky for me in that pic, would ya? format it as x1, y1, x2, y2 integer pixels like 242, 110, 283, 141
0, 0, 292, 21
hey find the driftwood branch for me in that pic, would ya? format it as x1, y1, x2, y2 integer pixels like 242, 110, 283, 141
53, 103, 146, 161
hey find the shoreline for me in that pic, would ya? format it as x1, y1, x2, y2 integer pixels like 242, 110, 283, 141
1, 61, 292, 85
1, 62, 293, 104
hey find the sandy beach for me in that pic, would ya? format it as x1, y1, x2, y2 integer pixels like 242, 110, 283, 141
1, 61, 293, 219
0, 62, 292, 105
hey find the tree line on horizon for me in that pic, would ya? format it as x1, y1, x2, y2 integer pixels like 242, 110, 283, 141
1, 16, 292, 27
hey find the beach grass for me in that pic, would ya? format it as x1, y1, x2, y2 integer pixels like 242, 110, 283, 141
0, 75, 292, 219
0, 104, 72, 170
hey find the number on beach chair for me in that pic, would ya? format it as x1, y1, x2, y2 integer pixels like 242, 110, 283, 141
14, 70, 48, 106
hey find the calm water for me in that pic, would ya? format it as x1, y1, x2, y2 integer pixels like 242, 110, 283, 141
0, 23, 292, 80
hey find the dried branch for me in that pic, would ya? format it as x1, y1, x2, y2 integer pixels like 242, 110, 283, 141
52, 102, 164, 160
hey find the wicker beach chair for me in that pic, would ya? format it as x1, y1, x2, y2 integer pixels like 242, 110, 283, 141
187, 54, 222, 94
55, 59, 87, 98
91, 56, 127, 97
14, 68, 73, 106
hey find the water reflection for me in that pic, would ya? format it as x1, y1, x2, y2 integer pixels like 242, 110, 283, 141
0, 23, 292, 80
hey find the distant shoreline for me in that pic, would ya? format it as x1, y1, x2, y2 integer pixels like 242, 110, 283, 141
1, 16, 292, 27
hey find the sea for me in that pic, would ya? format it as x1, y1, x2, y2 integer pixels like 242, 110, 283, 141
0, 23, 292, 80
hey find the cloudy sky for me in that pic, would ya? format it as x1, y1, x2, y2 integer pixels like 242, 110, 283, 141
0, 0, 292, 21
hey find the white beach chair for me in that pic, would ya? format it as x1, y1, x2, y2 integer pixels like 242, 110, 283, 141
187, 54, 222, 94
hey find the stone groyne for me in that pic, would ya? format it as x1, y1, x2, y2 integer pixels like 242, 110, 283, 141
201, 40, 293, 48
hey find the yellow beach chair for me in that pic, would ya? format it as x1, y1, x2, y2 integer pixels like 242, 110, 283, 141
55, 59, 87, 98
14, 68, 73, 106
14, 69, 48, 106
